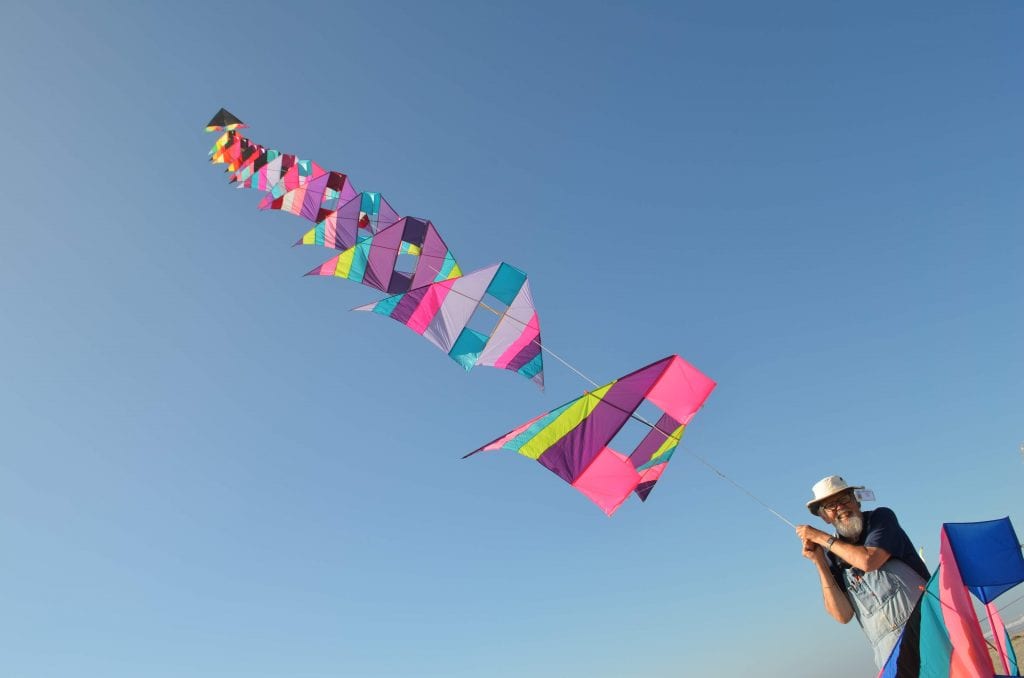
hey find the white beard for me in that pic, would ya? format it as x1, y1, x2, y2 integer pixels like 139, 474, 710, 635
835, 513, 863, 540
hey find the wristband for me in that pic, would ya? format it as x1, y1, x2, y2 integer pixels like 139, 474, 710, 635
825, 536, 836, 553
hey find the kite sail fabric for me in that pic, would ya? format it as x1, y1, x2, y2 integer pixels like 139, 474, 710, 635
944, 518, 1024, 604
228, 140, 262, 174
295, 192, 402, 250
228, 146, 279, 187
257, 162, 359, 222
879, 520, 1024, 678
205, 107, 247, 132
209, 131, 243, 165
354, 262, 544, 388
986, 602, 1020, 677
305, 217, 462, 294
945, 518, 1024, 676
208, 130, 235, 158
238, 152, 300, 192
211, 133, 261, 172
466, 355, 716, 516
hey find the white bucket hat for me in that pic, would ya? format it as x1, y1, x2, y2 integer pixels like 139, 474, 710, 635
806, 475, 864, 516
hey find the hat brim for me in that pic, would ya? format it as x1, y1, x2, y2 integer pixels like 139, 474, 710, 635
806, 486, 864, 516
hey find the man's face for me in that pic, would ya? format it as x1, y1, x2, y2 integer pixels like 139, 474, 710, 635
820, 491, 863, 539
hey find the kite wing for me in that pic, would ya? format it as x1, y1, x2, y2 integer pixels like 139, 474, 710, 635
258, 163, 358, 222
354, 262, 544, 388
208, 130, 234, 158
295, 192, 401, 250
205, 107, 247, 132
466, 355, 715, 515
229, 147, 278, 186
210, 133, 261, 172
209, 131, 242, 164
306, 217, 461, 293
238, 153, 299, 192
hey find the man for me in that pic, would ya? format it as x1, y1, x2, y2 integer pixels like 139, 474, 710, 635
795, 475, 931, 669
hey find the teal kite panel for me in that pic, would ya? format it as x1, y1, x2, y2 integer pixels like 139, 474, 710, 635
517, 352, 544, 380
372, 292, 405, 317
448, 328, 489, 370
485, 263, 526, 306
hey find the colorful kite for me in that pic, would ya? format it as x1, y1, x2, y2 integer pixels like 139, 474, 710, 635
210, 132, 260, 171
354, 262, 544, 388
880, 518, 1024, 677
257, 162, 358, 222
228, 146, 277, 186
466, 355, 715, 515
208, 130, 235, 158
205, 107, 247, 132
237, 152, 300, 192
306, 216, 462, 294
229, 139, 262, 173
208, 131, 240, 164
295, 192, 402, 250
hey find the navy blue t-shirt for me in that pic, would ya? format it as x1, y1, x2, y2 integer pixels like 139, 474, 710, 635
826, 507, 930, 591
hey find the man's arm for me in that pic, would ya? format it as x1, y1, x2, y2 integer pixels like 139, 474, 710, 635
803, 540, 854, 623
796, 525, 891, 572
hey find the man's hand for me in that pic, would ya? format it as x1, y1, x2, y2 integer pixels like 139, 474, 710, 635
795, 524, 828, 546
802, 539, 822, 561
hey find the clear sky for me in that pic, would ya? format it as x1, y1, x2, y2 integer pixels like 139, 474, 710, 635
1, 2, 1021, 676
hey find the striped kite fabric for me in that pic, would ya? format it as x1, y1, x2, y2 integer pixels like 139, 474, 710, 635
257, 163, 358, 222
466, 355, 715, 515
239, 152, 300, 192
306, 216, 462, 294
229, 147, 280, 187
295, 192, 402, 252
354, 262, 544, 388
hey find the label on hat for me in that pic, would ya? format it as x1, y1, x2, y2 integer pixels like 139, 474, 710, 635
855, 488, 875, 502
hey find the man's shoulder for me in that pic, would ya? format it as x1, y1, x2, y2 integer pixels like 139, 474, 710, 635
863, 507, 901, 541
867, 506, 898, 522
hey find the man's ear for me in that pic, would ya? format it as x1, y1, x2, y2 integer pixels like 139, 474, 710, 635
821, 512, 834, 526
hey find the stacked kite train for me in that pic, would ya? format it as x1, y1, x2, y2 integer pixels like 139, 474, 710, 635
204, 108, 716, 515
205, 108, 544, 388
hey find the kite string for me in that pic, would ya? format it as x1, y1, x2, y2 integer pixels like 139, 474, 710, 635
681, 444, 796, 528
480, 297, 599, 388
537, 344, 600, 389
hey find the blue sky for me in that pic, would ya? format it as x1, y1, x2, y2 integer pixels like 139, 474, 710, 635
1, 2, 1021, 676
